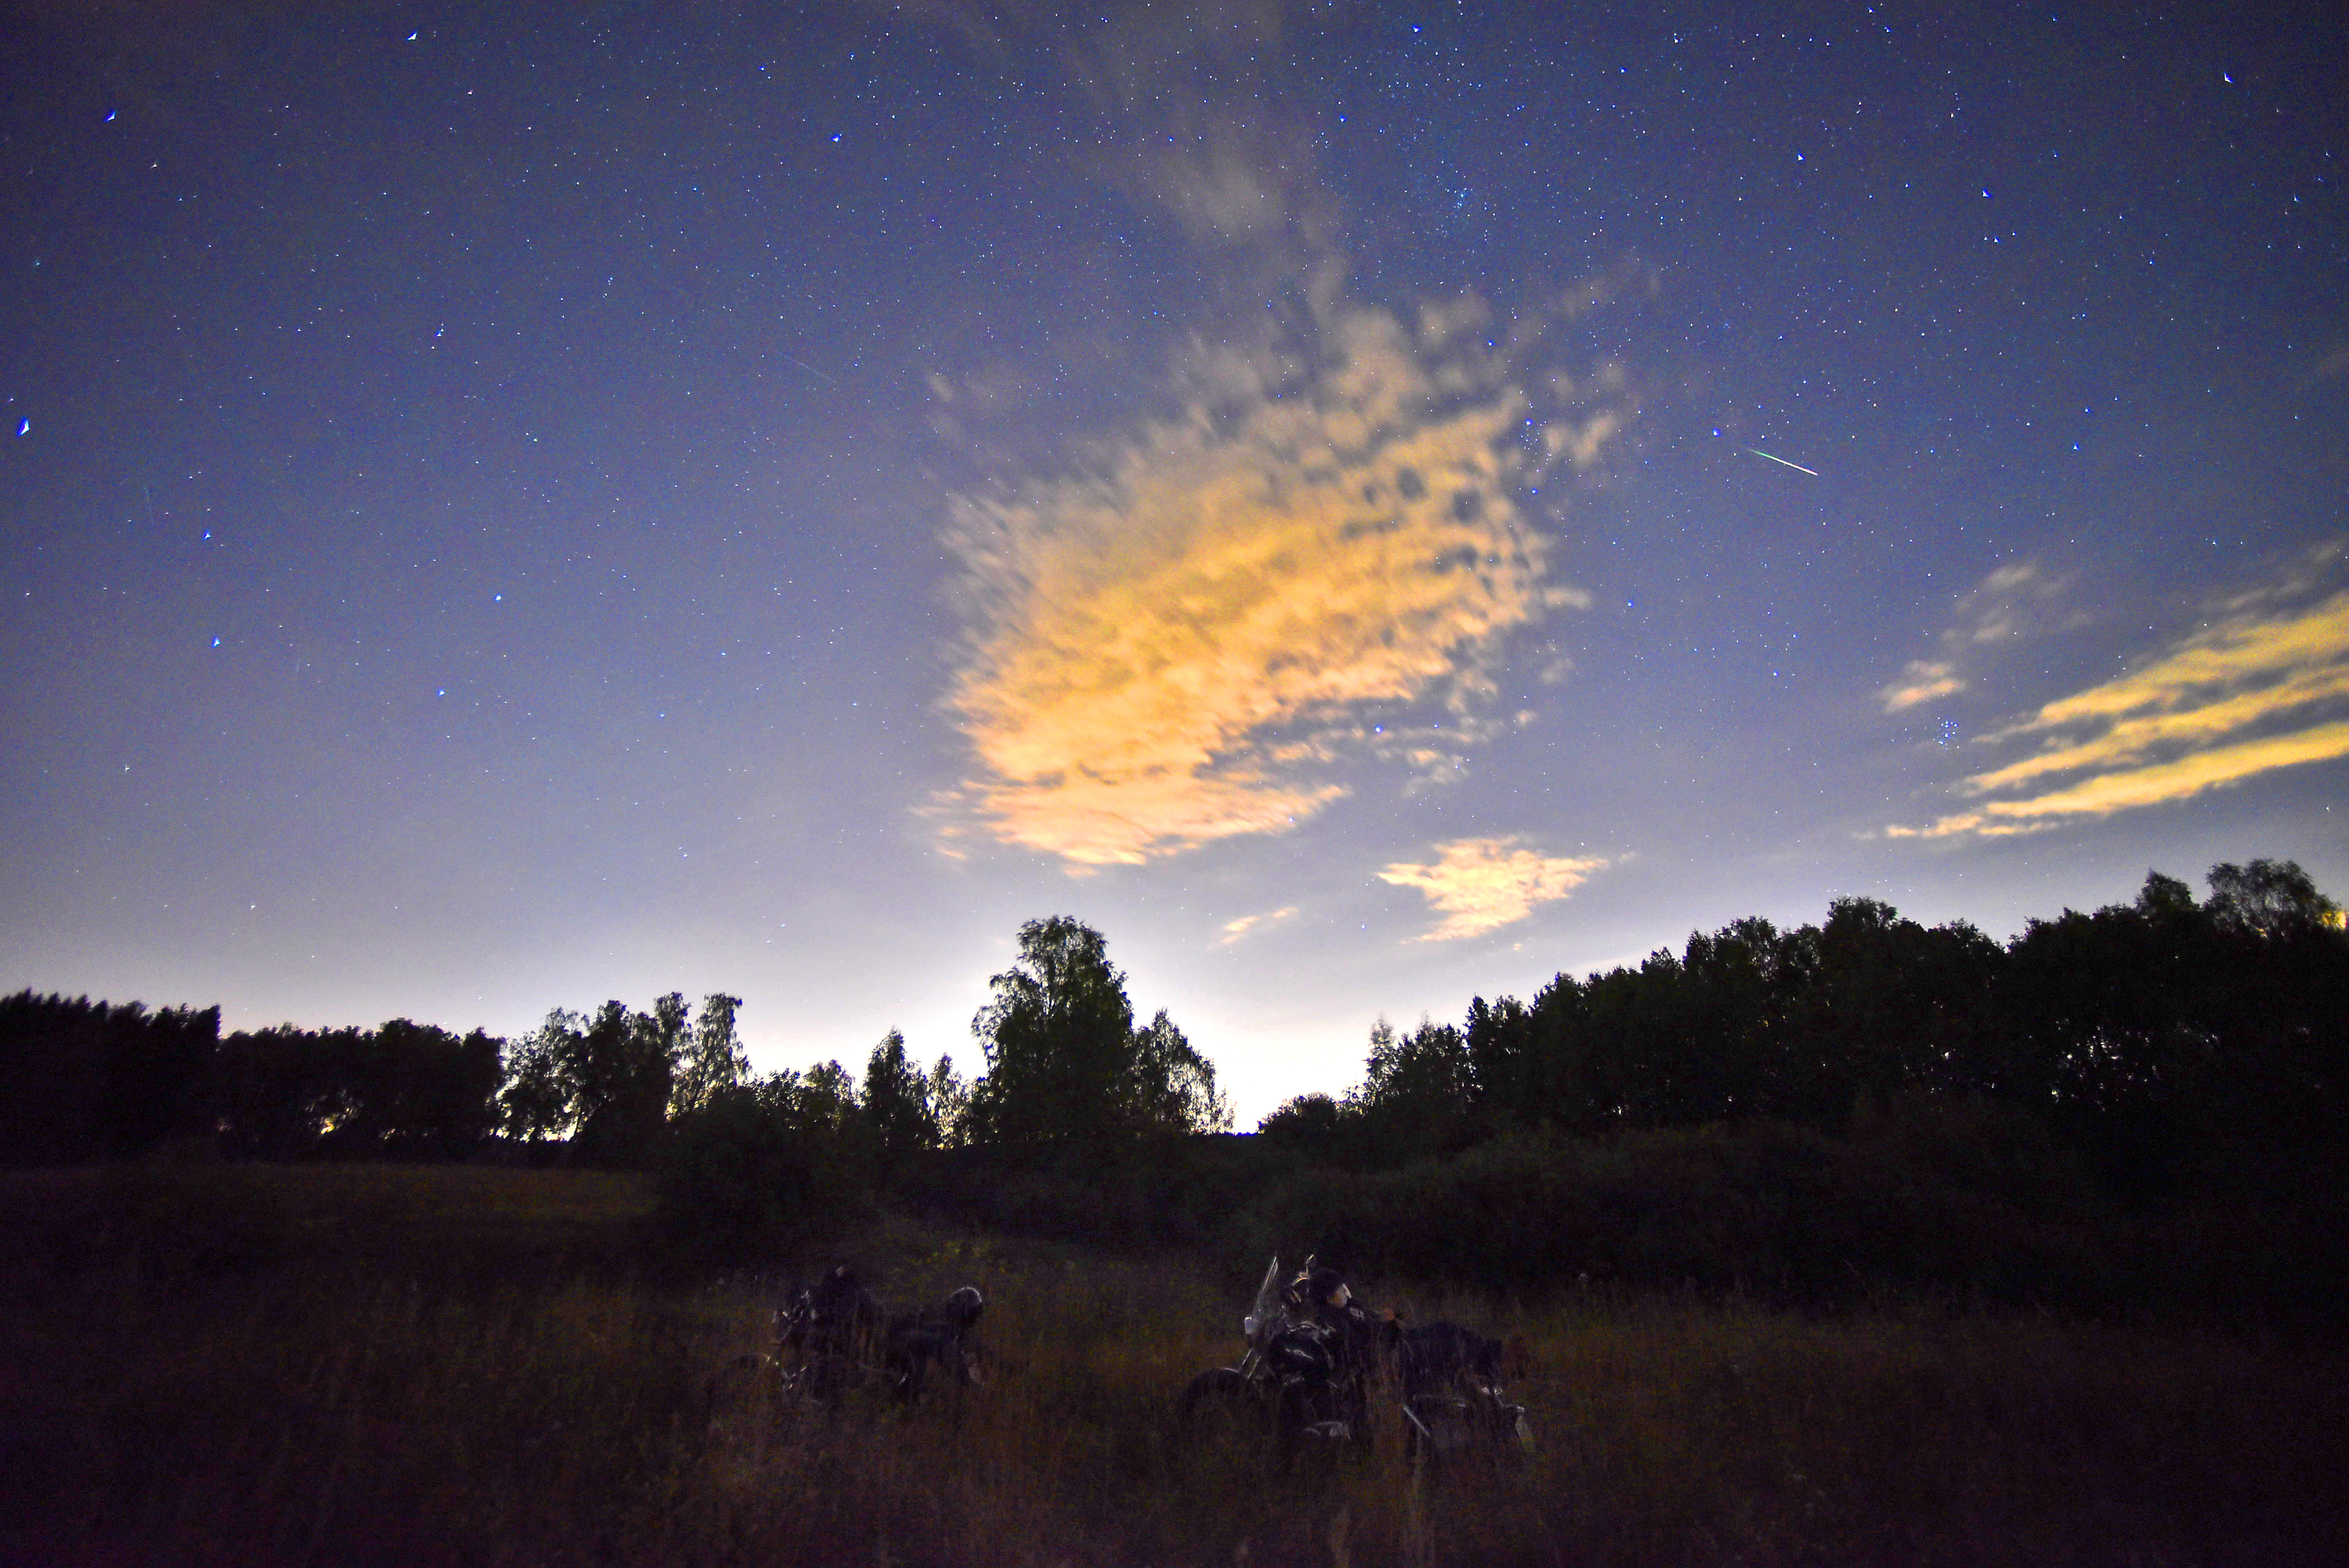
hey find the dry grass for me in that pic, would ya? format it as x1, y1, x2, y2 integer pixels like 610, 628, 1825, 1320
1, 1167, 2342, 1566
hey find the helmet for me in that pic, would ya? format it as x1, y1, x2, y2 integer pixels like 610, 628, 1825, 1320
1307, 1266, 1350, 1309
942, 1286, 985, 1329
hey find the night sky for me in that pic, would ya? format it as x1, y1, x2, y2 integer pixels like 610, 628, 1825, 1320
6, 1, 2344, 1121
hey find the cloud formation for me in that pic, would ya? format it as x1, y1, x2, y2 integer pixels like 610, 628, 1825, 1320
1379, 837, 1608, 941
1880, 659, 1964, 714
1215, 906, 1298, 946
1890, 548, 2349, 838
914, 0, 1634, 867
917, 0, 1337, 261
1880, 560, 2071, 712
943, 299, 1624, 865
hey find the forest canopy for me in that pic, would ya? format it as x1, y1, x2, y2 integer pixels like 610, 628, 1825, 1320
2, 862, 2343, 1315
0, 914, 1236, 1170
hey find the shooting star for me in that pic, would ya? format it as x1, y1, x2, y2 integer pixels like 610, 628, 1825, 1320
1744, 446, 1819, 477
784, 356, 837, 385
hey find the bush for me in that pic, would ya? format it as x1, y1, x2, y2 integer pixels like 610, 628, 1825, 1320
1234, 1113, 2122, 1310
651, 1086, 865, 1271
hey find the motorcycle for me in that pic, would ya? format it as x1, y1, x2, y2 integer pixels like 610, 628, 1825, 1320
1178, 1255, 1359, 1451
778, 1266, 986, 1406
1179, 1256, 1534, 1465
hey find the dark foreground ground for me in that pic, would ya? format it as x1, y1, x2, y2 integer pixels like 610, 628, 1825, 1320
2, 1164, 2343, 1566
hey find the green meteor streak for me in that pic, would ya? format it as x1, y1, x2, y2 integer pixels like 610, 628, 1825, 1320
1744, 446, 1820, 477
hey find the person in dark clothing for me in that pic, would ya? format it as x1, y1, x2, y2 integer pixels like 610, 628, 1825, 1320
885, 1284, 985, 1399
1298, 1264, 1381, 1370
785, 1264, 886, 1355
1270, 1263, 1381, 1436
778, 1264, 887, 1401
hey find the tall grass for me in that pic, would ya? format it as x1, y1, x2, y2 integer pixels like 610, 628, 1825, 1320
2, 1167, 2343, 1564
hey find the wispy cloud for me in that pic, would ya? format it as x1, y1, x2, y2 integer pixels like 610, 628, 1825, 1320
1879, 559, 2071, 712
1215, 906, 1298, 945
1379, 837, 1608, 941
1889, 546, 2349, 837
948, 0, 1340, 262
1880, 659, 1965, 714
907, 0, 1635, 866
943, 299, 1628, 866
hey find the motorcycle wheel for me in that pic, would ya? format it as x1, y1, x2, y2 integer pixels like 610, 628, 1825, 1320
1178, 1367, 1265, 1448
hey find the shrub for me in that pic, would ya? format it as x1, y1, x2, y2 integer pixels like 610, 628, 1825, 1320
652, 1086, 854, 1271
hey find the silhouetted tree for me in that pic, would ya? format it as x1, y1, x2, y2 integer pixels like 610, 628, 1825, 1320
334, 1020, 504, 1156
669, 992, 748, 1118
272, 1023, 507, 1159
1259, 1091, 1340, 1138
214, 1019, 505, 1160
861, 1029, 940, 1156
1281, 860, 2340, 1227
965, 917, 1227, 1147
799, 1058, 861, 1137
1257, 1092, 1349, 1162
2205, 858, 2343, 937
1923, 861, 2345, 1211
497, 1013, 578, 1143
928, 1054, 972, 1148
967, 917, 1133, 1147
0, 992, 218, 1165
498, 994, 694, 1166
1346, 1018, 1473, 1163
1802, 900, 2004, 1113
100, 1000, 221, 1158
1128, 1008, 1233, 1135
217, 1024, 361, 1158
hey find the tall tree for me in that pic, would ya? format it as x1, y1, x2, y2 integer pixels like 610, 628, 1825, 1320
571, 995, 684, 1166
498, 995, 689, 1166
497, 1010, 582, 1143
927, 1054, 972, 1148
799, 1059, 861, 1137
1345, 1018, 1473, 1162
345, 1020, 505, 1153
2205, 859, 2343, 937
671, 992, 748, 1118
1128, 1010, 1233, 1136
966, 917, 1226, 1146
218, 1020, 502, 1158
861, 1029, 940, 1155
0, 992, 219, 1165
968, 917, 1135, 1147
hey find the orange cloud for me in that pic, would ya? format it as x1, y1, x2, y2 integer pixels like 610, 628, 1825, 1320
1215, 906, 1298, 946
1889, 551, 2349, 838
1880, 659, 1964, 714
944, 300, 1627, 866
1378, 837, 1607, 941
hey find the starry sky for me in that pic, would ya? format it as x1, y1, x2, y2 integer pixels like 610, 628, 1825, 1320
5, 0, 2345, 1122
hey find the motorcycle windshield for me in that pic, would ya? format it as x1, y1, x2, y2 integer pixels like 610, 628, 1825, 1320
1245, 1255, 1284, 1350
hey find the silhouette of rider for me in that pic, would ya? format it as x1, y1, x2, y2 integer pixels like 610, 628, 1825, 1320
1297, 1264, 1381, 1383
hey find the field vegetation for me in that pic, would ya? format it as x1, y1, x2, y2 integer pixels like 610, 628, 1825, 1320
4, 870, 2346, 1560
5, 1162, 2344, 1566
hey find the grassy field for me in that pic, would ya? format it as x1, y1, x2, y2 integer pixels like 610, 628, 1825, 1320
2, 1165, 2343, 1566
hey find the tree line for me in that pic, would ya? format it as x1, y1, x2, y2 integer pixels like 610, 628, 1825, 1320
4, 860, 2341, 1315
0, 914, 1230, 1170
890, 859, 2344, 1323
5, 859, 2340, 1224
1262, 859, 2345, 1211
